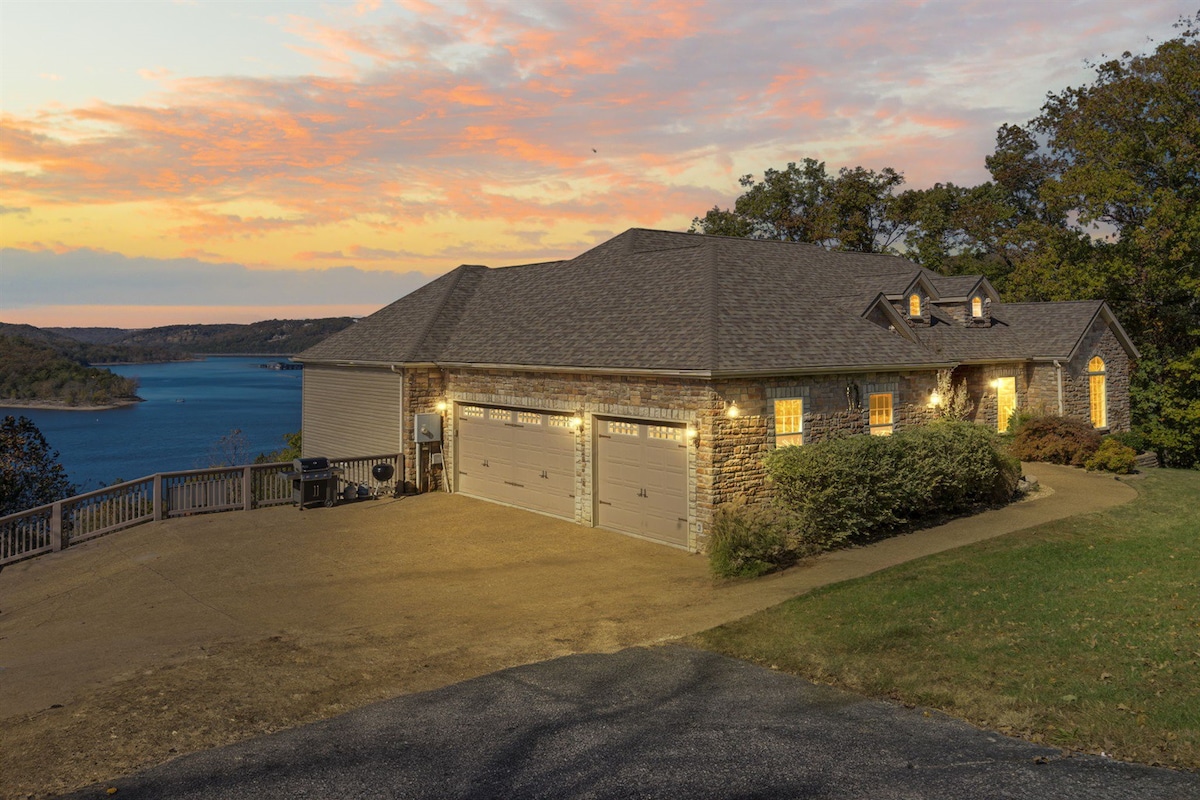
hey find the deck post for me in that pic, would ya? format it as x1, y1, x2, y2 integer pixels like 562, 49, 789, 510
243, 467, 253, 511
50, 501, 64, 551
153, 474, 164, 521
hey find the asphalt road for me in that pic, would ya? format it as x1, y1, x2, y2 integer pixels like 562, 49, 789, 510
61, 646, 1198, 800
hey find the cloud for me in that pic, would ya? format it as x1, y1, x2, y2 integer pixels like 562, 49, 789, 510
0, 0, 1186, 263
0, 205, 32, 215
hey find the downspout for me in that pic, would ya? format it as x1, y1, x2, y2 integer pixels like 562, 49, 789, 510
391, 365, 406, 485
1053, 360, 1064, 416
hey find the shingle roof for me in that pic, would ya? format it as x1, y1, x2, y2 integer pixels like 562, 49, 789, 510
297, 229, 1129, 374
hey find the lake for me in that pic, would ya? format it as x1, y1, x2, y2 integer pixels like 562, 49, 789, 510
1, 357, 302, 492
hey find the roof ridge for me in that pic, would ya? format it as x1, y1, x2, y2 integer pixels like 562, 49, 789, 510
401, 264, 485, 362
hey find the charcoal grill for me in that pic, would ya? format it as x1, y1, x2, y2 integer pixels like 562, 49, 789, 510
283, 457, 344, 509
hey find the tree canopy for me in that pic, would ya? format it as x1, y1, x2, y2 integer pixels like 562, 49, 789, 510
691, 14, 1200, 466
1, 416, 76, 516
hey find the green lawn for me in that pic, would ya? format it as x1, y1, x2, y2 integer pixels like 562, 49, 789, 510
691, 468, 1200, 770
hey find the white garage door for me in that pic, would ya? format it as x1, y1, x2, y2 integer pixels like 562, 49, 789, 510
455, 405, 576, 518
595, 419, 689, 546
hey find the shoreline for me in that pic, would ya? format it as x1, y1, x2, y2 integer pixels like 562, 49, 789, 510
0, 397, 144, 412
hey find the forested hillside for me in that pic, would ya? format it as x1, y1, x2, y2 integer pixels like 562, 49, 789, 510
0, 335, 141, 407
108, 317, 356, 354
0, 324, 182, 364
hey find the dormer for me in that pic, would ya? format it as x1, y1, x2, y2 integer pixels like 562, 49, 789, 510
860, 293, 922, 344
895, 274, 938, 326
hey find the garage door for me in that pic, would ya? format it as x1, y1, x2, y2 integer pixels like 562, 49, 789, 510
595, 419, 689, 546
455, 405, 576, 518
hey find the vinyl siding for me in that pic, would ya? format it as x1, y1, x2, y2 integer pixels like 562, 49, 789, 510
302, 365, 402, 458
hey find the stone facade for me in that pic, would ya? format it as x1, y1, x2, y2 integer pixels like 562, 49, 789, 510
958, 318, 1132, 434
394, 366, 939, 551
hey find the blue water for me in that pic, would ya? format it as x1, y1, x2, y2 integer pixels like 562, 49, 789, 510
1, 357, 302, 491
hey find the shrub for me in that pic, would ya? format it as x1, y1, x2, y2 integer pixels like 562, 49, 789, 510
707, 502, 804, 579
1085, 438, 1139, 474
1007, 415, 1102, 466
763, 422, 1020, 548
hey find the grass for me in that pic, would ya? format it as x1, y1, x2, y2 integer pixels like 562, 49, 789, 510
690, 468, 1200, 770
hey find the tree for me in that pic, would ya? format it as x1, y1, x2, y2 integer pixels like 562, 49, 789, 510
690, 159, 912, 252
0, 416, 76, 515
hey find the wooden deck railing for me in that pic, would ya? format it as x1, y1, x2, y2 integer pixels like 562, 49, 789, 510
0, 454, 403, 567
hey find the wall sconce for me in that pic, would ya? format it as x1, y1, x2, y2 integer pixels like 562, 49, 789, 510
569, 414, 583, 429
686, 426, 698, 445
435, 400, 448, 413
990, 379, 1001, 389
726, 402, 740, 418
928, 390, 942, 408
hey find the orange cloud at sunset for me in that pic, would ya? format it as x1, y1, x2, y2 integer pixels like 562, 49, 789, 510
0, 0, 1186, 327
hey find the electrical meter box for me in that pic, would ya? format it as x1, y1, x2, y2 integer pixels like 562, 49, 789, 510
414, 413, 442, 443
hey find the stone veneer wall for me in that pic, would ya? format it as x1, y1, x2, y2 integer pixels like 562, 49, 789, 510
959, 321, 1132, 433
402, 367, 939, 551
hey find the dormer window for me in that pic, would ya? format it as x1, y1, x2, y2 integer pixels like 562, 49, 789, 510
908, 294, 922, 317
971, 296, 982, 318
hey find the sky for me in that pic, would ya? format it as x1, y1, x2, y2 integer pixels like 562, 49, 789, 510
0, 0, 1189, 329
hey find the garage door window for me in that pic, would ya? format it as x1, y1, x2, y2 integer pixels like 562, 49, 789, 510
648, 425, 684, 442
607, 421, 639, 436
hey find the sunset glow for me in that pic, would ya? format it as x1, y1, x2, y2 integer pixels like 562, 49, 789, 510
0, 0, 1184, 328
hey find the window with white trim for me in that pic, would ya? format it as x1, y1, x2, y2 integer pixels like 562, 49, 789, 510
869, 393, 894, 436
774, 398, 803, 446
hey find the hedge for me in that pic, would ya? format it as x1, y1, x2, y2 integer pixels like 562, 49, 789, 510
762, 421, 1020, 550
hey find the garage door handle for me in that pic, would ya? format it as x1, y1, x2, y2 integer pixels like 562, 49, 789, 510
504, 481, 525, 488
598, 500, 612, 506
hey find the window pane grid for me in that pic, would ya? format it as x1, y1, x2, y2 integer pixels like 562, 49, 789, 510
774, 398, 803, 446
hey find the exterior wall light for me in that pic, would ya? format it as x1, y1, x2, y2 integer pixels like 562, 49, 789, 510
686, 426, 698, 444
436, 400, 448, 412
928, 390, 942, 408
726, 402, 740, 418
569, 415, 583, 429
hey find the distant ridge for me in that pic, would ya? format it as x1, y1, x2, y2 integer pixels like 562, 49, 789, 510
19, 317, 357, 356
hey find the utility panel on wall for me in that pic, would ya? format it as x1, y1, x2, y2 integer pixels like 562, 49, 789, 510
414, 413, 442, 443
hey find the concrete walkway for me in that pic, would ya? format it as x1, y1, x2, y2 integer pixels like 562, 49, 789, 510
0, 463, 1138, 798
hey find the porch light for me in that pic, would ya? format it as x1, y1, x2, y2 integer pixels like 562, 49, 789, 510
569, 415, 583, 429
435, 401, 448, 412
686, 426, 697, 441
990, 379, 1001, 389
928, 390, 942, 408
726, 402, 740, 418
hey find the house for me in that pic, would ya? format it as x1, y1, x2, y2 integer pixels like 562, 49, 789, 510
295, 228, 1138, 551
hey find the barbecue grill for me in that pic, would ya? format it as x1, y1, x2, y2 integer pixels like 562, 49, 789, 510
283, 457, 343, 509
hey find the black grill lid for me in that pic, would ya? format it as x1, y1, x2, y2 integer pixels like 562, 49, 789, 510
295, 457, 330, 472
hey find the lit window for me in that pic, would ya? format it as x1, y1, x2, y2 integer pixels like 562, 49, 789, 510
648, 425, 683, 442
995, 377, 1017, 432
869, 393, 893, 436
461, 406, 484, 418
547, 414, 573, 428
607, 421, 639, 437
774, 398, 803, 446
1088, 356, 1107, 428
517, 412, 542, 425
909, 294, 922, 317
971, 296, 983, 317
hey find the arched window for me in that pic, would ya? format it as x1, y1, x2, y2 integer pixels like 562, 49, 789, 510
971, 296, 982, 317
909, 294, 921, 317
1088, 356, 1107, 428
